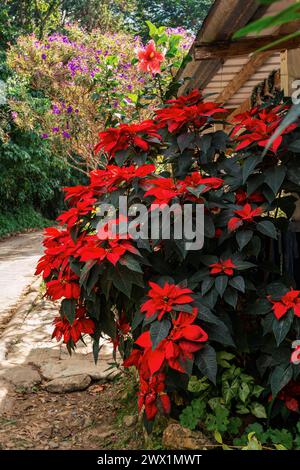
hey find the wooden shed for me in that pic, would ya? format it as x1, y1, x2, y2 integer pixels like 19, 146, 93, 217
177, 0, 300, 120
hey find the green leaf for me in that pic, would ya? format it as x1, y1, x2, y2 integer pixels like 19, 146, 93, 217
150, 319, 171, 350
265, 166, 286, 195
229, 275, 245, 293
239, 382, 250, 403
271, 365, 293, 397
246, 298, 272, 315
242, 155, 262, 183
60, 299, 76, 325
195, 344, 217, 385
250, 402, 267, 419
215, 275, 228, 297
223, 288, 238, 309
119, 254, 143, 273
257, 220, 277, 239
201, 276, 215, 295
236, 230, 253, 251
177, 132, 194, 153
272, 310, 294, 346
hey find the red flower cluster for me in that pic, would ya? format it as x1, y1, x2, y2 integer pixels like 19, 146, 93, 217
79, 233, 139, 266
235, 189, 265, 206
138, 373, 170, 420
95, 120, 161, 157
52, 307, 95, 344
269, 289, 300, 320
138, 40, 164, 75
136, 311, 207, 375
228, 203, 263, 232
124, 282, 208, 420
143, 173, 223, 206
232, 106, 297, 153
90, 164, 155, 192
210, 258, 236, 276
274, 382, 300, 412
141, 281, 193, 320
155, 90, 225, 133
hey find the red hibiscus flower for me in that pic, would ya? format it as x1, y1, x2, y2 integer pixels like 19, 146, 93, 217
156, 101, 225, 133
141, 281, 194, 320
136, 310, 208, 374
46, 272, 81, 300
52, 307, 95, 345
137, 40, 164, 75
143, 177, 185, 205
210, 258, 236, 276
79, 234, 139, 266
228, 203, 263, 232
269, 289, 300, 320
95, 120, 161, 157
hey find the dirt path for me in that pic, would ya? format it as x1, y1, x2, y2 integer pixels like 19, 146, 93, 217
0, 231, 43, 332
0, 231, 147, 450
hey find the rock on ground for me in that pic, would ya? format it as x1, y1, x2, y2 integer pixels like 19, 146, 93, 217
162, 423, 214, 450
45, 374, 92, 393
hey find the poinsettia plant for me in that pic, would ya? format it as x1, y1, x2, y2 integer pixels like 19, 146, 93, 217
36, 45, 300, 430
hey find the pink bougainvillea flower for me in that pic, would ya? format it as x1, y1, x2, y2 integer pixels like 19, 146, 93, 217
269, 289, 300, 320
137, 40, 164, 74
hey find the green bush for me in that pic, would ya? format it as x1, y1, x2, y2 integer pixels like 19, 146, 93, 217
0, 206, 51, 238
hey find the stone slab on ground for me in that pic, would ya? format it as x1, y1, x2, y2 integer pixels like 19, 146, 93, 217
45, 374, 92, 393
162, 423, 215, 450
40, 350, 117, 382
3, 365, 42, 389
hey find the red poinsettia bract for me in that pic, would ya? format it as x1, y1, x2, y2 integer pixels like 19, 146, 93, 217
233, 106, 297, 153
155, 91, 225, 133
95, 120, 161, 157
210, 258, 236, 276
90, 164, 155, 193
135, 311, 208, 374
52, 307, 95, 345
141, 281, 194, 320
228, 203, 263, 232
269, 289, 300, 320
79, 234, 139, 266
138, 373, 170, 421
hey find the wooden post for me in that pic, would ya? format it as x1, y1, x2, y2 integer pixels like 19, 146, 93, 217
280, 49, 300, 96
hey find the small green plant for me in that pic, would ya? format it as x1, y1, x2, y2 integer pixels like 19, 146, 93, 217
180, 353, 266, 433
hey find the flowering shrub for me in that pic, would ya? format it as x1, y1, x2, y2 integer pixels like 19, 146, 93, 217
7, 23, 193, 171
36, 47, 300, 431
